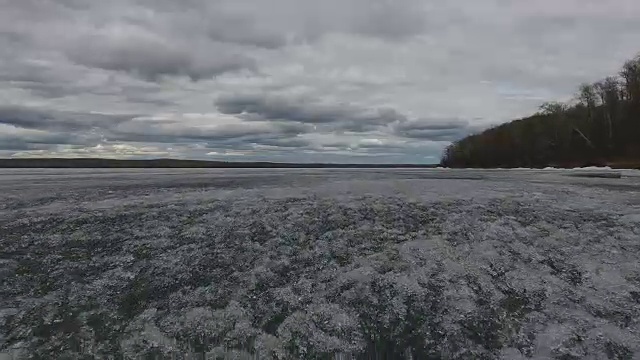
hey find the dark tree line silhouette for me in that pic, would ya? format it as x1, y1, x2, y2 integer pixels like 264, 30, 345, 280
441, 54, 640, 168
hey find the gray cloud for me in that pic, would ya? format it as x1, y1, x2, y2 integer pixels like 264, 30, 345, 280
399, 129, 469, 142
393, 119, 471, 141
139, 0, 427, 43
204, 15, 288, 49
110, 118, 309, 143
66, 31, 256, 81
0, 105, 315, 155
0, 133, 68, 151
0, 106, 133, 132
250, 137, 312, 149
346, 0, 426, 39
397, 119, 469, 131
0, 122, 105, 151
4, 0, 427, 83
216, 93, 405, 132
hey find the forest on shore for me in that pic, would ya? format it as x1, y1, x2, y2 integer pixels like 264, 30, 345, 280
441, 54, 640, 168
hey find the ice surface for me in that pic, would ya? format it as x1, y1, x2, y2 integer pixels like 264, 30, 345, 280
1, 168, 640, 359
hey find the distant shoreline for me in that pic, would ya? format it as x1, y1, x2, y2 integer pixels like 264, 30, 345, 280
0, 158, 439, 169
1, 158, 637, 169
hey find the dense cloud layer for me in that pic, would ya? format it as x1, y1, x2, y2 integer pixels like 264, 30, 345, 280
1, 0, 639, 162
67, 30, 257, 81
216, 93, 407, 132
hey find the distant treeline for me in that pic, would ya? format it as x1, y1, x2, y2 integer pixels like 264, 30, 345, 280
441, 54, 640, 169
0, 158, 438, 169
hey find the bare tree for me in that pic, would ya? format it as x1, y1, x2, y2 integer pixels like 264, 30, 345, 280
537, 102, 571, 150
594, 77, 621, 149
620, 55, 640, 106
538, 101, 568, 116
577, 83, 598, 109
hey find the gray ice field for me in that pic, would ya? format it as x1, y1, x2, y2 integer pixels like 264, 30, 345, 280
1, 168, 640, 359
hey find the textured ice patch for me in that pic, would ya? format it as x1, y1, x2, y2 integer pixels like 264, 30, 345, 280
2, 169, 640, 358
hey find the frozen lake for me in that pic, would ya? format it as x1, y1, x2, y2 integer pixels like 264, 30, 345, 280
2, 168, 640, 358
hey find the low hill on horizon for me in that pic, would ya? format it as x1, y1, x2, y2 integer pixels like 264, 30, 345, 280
0, 158, 438, 169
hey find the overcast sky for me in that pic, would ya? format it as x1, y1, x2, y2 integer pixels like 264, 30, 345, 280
1, 0, 639, 163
